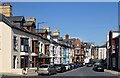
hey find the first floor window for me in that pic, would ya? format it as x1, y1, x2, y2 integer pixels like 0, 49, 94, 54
76, 49, 80, 54
13, 36, 18, 51
20, 38, 29, 52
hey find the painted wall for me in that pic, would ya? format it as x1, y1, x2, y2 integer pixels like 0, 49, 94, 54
63, 47, 67, 64
98, 47, 106, 60
60, 47, 64, 64
49, 44, 54, 64
0, 22, 12, 73
12, 27, 39, 69
54, 46, 61, 64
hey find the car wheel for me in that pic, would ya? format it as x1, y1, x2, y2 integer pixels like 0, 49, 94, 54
55, 70, 57, 74
102, 70, 104, 72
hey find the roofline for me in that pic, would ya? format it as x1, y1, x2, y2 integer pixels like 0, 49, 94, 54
0, 14, 43, 39
0, 14, 73, 48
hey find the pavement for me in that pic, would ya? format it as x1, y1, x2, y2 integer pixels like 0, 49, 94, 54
104, 69, 119, 75
0, 68, 38, 77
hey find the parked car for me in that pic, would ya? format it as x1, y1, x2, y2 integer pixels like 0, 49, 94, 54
54, 64, 66, 73
69, 63, 75, 69
69, 64, 73, 70
63, 64, 71, 71
81, 62, 85, 66
77, 62, 83, 67
87, 63, 93, 67
37, 64, 57, 75
92, 63, 104, 72
73, 63, 79, 68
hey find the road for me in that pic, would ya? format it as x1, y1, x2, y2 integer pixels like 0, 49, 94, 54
52, 66, 119, 76
1, 66, 119, 78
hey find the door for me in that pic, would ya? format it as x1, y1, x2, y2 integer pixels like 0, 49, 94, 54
13, 56, 16, 68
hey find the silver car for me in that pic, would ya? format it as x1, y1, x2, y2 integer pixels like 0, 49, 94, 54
37, 64, 57, 75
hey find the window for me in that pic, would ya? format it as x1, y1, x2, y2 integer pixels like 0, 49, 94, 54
13, 36, 18, 51
20, 38, 29, 52
32, 40, 34, 52
41, 44, 43, 53
112, 45, 115, 53
112, 45, 115, 50
76, 49, 80, 54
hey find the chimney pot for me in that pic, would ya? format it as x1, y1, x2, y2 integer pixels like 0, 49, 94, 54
65, 34, 69, 40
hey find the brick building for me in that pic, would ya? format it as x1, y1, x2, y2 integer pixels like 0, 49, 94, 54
107, 30, 120, 71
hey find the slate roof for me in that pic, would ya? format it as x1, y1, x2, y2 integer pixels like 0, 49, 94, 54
23, 21, 35, 27
0, 14, 70, 46
6, 16, 25, 22
0, 14, 35, 34
0, 14, 14, 26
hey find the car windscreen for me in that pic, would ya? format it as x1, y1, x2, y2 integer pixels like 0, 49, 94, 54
40, 65, 48, 68
98, 65, 103, 67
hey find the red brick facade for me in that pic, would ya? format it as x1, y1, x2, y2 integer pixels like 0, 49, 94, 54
74, 38, 84, 63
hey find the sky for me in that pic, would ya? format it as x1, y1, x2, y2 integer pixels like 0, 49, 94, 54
11, 2, 118, 45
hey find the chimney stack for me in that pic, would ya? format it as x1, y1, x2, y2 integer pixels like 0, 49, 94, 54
65, 34, 69, 40
0, 3, 12, 16
43, 26, 50, 33
27, 17, 36, 23
27, 17, 36, 28
53, 29, 60, 36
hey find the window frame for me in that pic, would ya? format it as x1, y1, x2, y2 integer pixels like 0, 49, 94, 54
20, 37, 29, 52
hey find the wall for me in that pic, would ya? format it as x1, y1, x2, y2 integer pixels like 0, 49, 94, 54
119, 37, 120, 70
12, 27, 39, 69
0, 22, 12, 73
98, 47, 106, 60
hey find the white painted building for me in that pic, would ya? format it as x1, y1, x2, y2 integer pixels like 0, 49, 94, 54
98, 45, 106, 60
